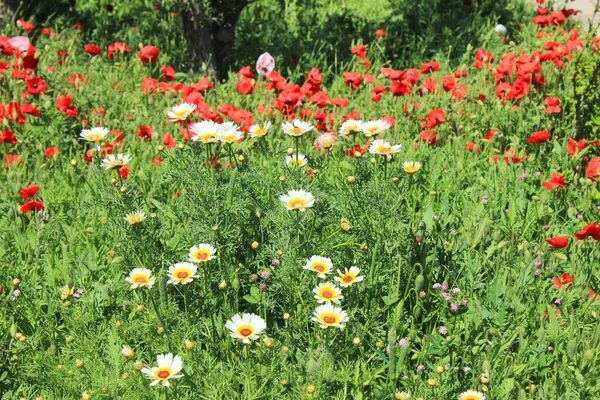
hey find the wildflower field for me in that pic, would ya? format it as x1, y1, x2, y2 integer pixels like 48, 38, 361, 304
1, 0, 600, 398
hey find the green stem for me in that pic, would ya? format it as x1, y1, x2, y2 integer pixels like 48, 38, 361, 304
149, 293, 172, 352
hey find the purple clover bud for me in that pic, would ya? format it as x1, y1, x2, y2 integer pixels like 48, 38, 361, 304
271, 258, 280, 266
260, 270, 270, 280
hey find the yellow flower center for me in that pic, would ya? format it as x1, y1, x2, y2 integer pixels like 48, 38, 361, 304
155, 367, 172, 380
194, 251, 209, 260
313, 264, 326, 273
321, 313, 338, 324
342, 275, 354, 283
367, 127, 378, 134
174, 268, 192, 280
288, 198, 307, 210
289, 127, 302, 135
132, 274, 149, 284
88, 133, 102, 142
254, 127, 266, 136
376, 145, 392, 154
222, 134, 237, 143
237, 325, 254, 337
200, 133, 217, 143
321, 289, 333, 299
462, 397, 481, 400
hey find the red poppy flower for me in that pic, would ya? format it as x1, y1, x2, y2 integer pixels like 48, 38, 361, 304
423, 109, 445, 129
375, 29, 386, 38
466, 142, 481, 152
152, 157, 163, 165
26, 76, 46, 95
56, 95, 79, 118
547, 236, 569, 248
107, 41, 131, 59
236, 77, 254, 95
586, 156, 600, 180
575, 222, 600, 241
163, 134, 176, 149
45, 147, 59, 158
137, 126, 153, 141
542, 172, 566, 190
237, 66, 254, 78
420, 61, 440, 74
567, 138, 586, 157
389, 81, 412, 96
119, 166, 129, 179
142, 78, 159, 95
544, 97, 561, 113
3, 154, 22, 168
85, 44, 102, 56
346, 142, 370, 158
330, 98, 348, 108
552, 273, 574, 289
0, 130, 17, 144
343, 72, 363, 90
139, 45, 160, 64
351, 44, 367, 59
442, 76, 456, 92
420, 130, 437, 145
20, 184, 39, 199
528, 130, 551, 143
67, 73, 87, 87
19, 200, 45, 213
161, 65, 175, 81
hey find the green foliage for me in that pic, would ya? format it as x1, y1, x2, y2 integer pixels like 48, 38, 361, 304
1, 0, 600, 399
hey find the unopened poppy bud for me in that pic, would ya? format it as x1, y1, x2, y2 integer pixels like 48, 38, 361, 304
353, 337, 361, 345
370, 157, 376, 164
12, 278, 20, 286
238, 155, 245, 162
436, 366, 445, 374
361, 242, 368, 250
157, 325, 164, 334
185, 339, 195, 350
219, 280, 227, 289
251, 241, 260, 249
66, 336, 74, 343
111, 178, 118, 184
76, 359, 84, 368
427, 378, 437, 386
134, 361, 144, 371
120, 187, 127, 193
157, 145, 164, 151
283, 313, 290, 319
177, 143, 185, 149
347, 176, 355, 183
279, 175, 286, 181
286, 148, 294, 155
415, 274, 425, 291
306, 385, 315, 393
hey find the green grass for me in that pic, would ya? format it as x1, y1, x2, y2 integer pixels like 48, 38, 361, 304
1, 0, 600, 399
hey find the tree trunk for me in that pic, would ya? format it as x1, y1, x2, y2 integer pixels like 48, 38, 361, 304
179, 0, 250, 81
0, 0, 21, 24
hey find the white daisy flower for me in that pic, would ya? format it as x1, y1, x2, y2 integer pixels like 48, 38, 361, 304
141, 353, 184, 387
225, 313, 267, 344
